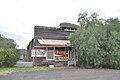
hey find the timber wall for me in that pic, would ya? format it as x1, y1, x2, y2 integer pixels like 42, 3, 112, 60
34, 26, 74, 40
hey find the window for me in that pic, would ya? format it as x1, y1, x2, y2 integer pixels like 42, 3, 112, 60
31, 49, 46, 57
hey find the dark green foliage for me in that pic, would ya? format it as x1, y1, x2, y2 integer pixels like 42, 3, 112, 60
0, 34, 17, 48
70, 12, 120, 69
0, 48, 19, 67
0, 34, 19, 67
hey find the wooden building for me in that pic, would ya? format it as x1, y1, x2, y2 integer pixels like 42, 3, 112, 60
18, 49, 27, 62
27, 22, 79, 67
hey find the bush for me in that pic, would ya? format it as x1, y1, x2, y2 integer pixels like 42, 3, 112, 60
70, 12, 120, 69
0, 48, 19, 67
0, 48, 5, 66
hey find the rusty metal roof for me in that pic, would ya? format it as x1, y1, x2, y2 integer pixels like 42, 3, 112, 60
38, 39, 70, 46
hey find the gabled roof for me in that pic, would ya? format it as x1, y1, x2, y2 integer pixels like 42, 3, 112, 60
38, 39, 70, 46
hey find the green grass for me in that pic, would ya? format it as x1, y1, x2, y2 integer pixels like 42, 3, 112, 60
0, 66, 62, 73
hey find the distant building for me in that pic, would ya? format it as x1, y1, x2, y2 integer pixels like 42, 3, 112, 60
27, 22, 79, 67
18, 49, 27, 62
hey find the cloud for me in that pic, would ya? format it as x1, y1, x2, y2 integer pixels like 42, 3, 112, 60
0, 0, 120, 48
0, 25, 33, 49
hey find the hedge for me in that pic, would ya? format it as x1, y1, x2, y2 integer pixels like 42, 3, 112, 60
0, 48, 19, 67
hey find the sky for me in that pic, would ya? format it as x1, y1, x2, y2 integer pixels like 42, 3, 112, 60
0, 0, 120, 49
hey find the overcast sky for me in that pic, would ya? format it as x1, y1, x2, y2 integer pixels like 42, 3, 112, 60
0, 0, 120, 49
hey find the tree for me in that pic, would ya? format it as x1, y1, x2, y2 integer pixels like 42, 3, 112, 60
0, 34, 17, 48
0, 34, 19, 67
77, 12, 104, 29
70, 12, 120, 69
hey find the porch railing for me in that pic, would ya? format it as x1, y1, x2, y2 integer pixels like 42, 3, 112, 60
55, 57, 68, 61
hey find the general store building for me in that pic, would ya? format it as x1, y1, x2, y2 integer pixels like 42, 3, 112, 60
27, 22, 79, 67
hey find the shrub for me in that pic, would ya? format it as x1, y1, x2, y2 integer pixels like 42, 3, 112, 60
0, 48, 19, 67
70, 12, 120, 69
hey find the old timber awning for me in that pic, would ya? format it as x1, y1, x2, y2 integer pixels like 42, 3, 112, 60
35, 39, 70, 48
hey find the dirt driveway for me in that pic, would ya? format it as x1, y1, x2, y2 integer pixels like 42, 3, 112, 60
0, 69, 120, 80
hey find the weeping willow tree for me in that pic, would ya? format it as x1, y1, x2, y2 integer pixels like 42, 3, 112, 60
70, 12, 120, 69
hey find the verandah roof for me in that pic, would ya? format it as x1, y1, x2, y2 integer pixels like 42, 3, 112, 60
38, 39, 70, 46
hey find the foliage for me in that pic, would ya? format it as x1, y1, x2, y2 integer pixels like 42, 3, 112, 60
0, 34, 17, 48
0, 34, 19, 67
77, 12, 103, 29
70, 12, 120, 69
0, 48, 5, 66
0, 48, 19, 67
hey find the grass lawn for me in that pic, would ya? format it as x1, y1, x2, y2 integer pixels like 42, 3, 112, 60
0, 66, 62, 73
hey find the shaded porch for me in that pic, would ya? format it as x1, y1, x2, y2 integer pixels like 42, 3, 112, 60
31, 39, 77, 67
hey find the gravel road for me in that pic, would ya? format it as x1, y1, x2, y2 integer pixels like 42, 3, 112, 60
0, 69, 120, 80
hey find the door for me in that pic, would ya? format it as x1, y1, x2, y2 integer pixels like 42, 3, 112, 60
46, 47, 55, 60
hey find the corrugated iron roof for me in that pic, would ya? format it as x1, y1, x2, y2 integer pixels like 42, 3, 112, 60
38, 39, 70, 46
